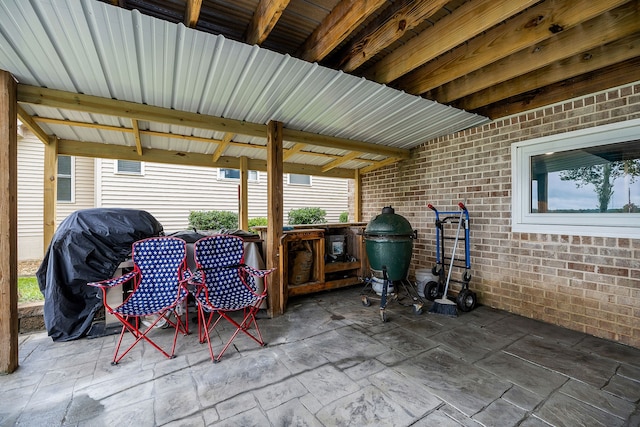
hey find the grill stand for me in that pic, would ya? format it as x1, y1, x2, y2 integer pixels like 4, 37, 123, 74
361, 266, 424, 322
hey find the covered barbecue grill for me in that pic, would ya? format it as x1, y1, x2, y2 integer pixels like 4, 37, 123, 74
362, 207, 422, 321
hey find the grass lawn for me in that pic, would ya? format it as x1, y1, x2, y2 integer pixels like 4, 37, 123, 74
18, 276, 44, 304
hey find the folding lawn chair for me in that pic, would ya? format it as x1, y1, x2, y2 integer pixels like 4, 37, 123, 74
189, 234, 275, 363
88, 236, 190, 365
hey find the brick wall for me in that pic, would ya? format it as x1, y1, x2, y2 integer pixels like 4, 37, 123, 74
361, 82, 640, 348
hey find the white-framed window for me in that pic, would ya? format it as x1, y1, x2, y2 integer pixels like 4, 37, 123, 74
288, 173, 311, 186
512, 118, 640, 238
218, 168, 258, 181
115, 160, 143, 175
57, 155, 74, 203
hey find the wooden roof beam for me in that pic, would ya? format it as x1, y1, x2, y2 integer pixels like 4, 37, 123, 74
57, 139, 357, 179
32, 116, 348, 161
475, 57, 640, 119
245, 0, 291, 45
364, 0, 538, 84
426, 2, 640, 103
397, 0, 629, 95
184, 0, 202, 28
18, 85, 410, 160
299, 0, 387, 63
338, 0, 449, 72
455, 33, 640, 112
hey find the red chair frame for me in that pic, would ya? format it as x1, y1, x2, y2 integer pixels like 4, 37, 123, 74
89, 236, 190, 364
188, 235, 275, 362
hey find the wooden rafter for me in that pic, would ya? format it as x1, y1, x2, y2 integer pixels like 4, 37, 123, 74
17, 105, 48, 144
212, 132, 234, 162
475, 57, 640, 119
184, 0, 202, 28
283, 142, 306, 160
426, 2, 640, 103
338, 0, 449, 72
455, 33, 640, 112
360, 157, 399, 174
246, 0, 291, 45
364, 0, 538, 84
18, 85, 410, 160
56, 139, 358, 179
30, 116, 350, 162
321, 151, 361, 172
131, 119, 142, 155
299, 0, 387, 63
396, 0, 629, 95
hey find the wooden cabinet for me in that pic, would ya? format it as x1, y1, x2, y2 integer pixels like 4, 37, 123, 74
256, 223, 368, 312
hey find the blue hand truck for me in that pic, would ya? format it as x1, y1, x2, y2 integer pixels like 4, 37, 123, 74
425, 202, 477, 312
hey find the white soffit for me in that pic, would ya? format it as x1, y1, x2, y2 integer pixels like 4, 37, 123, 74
0, 0, 489, 160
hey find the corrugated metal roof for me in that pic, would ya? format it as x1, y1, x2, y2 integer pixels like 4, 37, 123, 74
0, 0, 489, 172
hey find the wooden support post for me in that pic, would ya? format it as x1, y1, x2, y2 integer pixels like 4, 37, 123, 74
354, 168, 362, 222
0, 70, 18, 374
239, 156, 249, 231
266, 121, 283, 316
43, 136, 58, 253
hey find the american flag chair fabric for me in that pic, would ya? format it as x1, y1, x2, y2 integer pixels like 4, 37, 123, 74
88, 236, 190, 364
189, 234, 275, 362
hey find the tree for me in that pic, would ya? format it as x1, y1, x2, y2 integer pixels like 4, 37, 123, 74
560, 160, 640, 212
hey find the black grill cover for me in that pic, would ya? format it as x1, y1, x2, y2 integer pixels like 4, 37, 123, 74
36, 208, 163, 341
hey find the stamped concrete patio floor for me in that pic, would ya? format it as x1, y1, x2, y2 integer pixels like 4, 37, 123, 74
2, 286, 640, 426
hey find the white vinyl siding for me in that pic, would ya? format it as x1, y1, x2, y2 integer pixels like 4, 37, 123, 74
17, 131, 95, 260
98, 160, 350, 232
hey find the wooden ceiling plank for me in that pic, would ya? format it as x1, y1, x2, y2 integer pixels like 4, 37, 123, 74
17, 106, 49, 144
57, 139, 356, 179
300, 0, 388, 63
364, 0, 539, 84
321, 151, 361, 172
476, 57, 640, 119
455, 33, 640, 112
18, 85, 410, 159
339, 0, 450, 73
398, 0, 629, 95
427, 2, 640, 103
246, 0, 291, 45
131, 119, 142, 155
184, 0, 202, 28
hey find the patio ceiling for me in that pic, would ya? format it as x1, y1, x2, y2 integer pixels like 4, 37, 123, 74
2, 1, 638, 176
0, 0, 491, 177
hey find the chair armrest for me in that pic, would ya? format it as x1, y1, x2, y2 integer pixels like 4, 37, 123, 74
241, 265, 276, 278
87, 270, 136, 288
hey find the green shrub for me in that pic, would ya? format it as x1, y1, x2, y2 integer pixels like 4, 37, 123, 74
248, 217, 268, 228
189, 210, 238, 230
339, 211, 349, 223
288, 207, 326, 225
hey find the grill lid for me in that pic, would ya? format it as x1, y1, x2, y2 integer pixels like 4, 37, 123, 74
364, 206, 413, 236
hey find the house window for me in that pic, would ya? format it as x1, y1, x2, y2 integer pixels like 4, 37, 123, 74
288, 173, 311, 185
512, 118, 640, 238
116, 160, 143, 175
57, 155, 73, 202
219, 168, 258, 181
